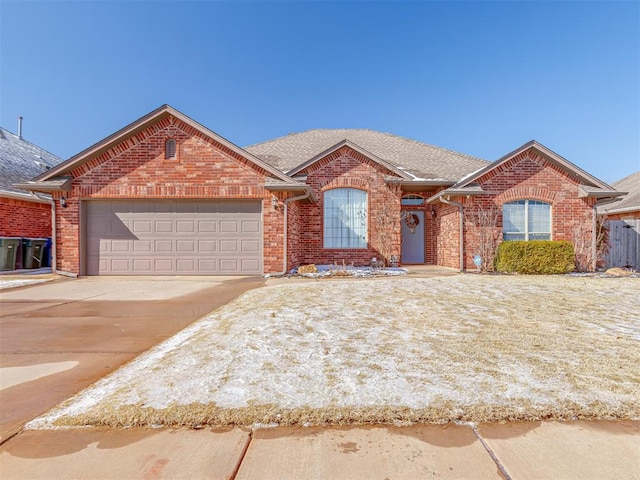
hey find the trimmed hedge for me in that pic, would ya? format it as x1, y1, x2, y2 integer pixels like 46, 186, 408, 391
494, 240, 575, 274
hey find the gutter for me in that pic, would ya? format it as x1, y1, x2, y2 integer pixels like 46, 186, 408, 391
272, 187, 313, 276
440, 195, 465, 272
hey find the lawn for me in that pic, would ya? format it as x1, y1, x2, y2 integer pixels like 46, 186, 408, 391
28, 275, 640, 429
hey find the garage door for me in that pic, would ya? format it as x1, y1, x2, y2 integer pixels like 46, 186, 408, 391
85, 200, 262, 275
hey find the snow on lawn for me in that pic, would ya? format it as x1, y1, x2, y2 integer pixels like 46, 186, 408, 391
0, 278, 51, 290
28, 275, 640, 429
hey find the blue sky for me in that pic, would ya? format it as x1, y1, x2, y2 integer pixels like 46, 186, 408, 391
1, 1, 638, 183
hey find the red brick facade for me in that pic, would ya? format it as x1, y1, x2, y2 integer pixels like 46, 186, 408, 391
54, 116, 285, 274
0, 197, 52, 238
43, 109, 609, 275
455, 148, 595, 270
290, 146, 403, 268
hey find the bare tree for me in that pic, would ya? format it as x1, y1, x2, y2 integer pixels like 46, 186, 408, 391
371, 184, 402, 266
572, 214, 609, 272
467, 205, 500, 272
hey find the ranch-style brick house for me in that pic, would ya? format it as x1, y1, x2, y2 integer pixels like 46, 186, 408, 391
15, 105, 625, 276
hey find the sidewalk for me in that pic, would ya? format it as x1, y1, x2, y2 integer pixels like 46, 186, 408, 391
1, 420, 638, 479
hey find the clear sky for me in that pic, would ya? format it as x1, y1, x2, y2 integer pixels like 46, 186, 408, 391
1, 0, 638, 184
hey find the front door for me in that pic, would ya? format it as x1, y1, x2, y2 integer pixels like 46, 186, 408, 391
401, 211, 425, 264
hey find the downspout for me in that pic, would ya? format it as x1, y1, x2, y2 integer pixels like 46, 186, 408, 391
274, 187, 313, 276
592, 197, 619, 271
440, 195, 465, 272
49, 197, 56, 273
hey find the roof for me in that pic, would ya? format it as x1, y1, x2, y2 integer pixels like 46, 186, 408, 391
0, 127, 62, 197
598, 171, 640, 215
428, 140, 622, 203
245, 129, 489, 181
33, 105, 297, 187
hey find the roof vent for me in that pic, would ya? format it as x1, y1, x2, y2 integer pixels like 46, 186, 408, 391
18, 116, 23, 140
165, 139, 176, 159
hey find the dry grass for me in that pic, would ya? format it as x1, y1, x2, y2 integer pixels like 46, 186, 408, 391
30, 275, 640, 429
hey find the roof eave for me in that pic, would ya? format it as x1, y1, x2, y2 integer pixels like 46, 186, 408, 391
600, 205, 640, 215
0, 189, 52, 204
13, 176, 73, 193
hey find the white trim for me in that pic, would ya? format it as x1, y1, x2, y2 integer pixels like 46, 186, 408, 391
0, 190, 52, 204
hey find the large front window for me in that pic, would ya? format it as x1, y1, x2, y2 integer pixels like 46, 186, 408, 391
503, 200, 551, 240
324, 188, 368, 248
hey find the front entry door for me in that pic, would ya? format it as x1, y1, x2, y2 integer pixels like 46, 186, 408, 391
401, 211, 425, 264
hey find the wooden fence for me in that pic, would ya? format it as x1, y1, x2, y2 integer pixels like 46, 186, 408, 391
605, 219, 640, 271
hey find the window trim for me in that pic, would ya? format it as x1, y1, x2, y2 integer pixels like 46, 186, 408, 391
502, 199, 552, 241
323, 187, 368, 249
401, 194, 424, 206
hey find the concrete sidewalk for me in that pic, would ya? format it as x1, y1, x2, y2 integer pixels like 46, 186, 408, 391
1, 421, 638, 479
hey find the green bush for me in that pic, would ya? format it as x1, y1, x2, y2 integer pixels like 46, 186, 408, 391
494, 240, 575, 274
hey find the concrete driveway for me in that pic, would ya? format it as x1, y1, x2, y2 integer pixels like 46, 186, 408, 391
0, 275, 263, 443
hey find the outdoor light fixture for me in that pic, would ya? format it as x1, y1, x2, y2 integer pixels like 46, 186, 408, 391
272, 197, 278, 209
60, 196, 67, 208
431, 207, 437, 218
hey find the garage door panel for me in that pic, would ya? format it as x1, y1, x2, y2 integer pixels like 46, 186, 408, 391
133, 241, 152, 253
86, 200, 262, 275
176, 240, 195, 252
198, 240, 217, 252
241, 239, 260, 253
154, 258, 174, 271
241, 220, 260, 233
176, 221, 195, 233
155, 221, 173, 233
198, 221, 217, 233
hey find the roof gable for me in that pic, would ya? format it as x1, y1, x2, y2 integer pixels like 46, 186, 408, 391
286, 139, 412, 179
35, 105, 297, 185
454, 140, 614, 191
428, 140, 624, 203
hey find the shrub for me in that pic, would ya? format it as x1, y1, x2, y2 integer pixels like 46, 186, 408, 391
494, 240, 575, 274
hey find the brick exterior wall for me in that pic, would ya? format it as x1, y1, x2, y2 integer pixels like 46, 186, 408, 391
54, 115, 284, 275
293, 146, 403, 267
451, 147, 596, 270
0, 197, 52, 238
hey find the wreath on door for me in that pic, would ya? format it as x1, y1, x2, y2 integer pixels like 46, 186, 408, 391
405, 213, 420, 233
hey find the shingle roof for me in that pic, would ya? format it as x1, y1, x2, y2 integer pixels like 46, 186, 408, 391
599, 171, 640, 214
0, 127, 62, 195
245, 129, 489, 181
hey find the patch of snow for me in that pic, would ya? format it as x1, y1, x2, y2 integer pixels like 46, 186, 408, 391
0, 278, 50, 290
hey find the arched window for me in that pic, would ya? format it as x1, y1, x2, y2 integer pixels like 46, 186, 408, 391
324, 188, 368, 248
401, 194, 424, 206
503, 200, 551, 240
165, 139, 177, 159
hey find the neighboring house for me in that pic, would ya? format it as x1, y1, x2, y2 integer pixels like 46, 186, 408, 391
598, 171, 640, 220
0, 126, 62, 239
15, 105, 625, 276
598, 171, 640, 270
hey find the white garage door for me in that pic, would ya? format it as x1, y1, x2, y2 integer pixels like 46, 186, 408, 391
85, 200, 262, 275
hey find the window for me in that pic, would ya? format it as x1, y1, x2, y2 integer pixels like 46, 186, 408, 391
503, 200, 551, 240
165, 139, 177, 159
401, 194, 424, 206
324, 188, 367, 248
